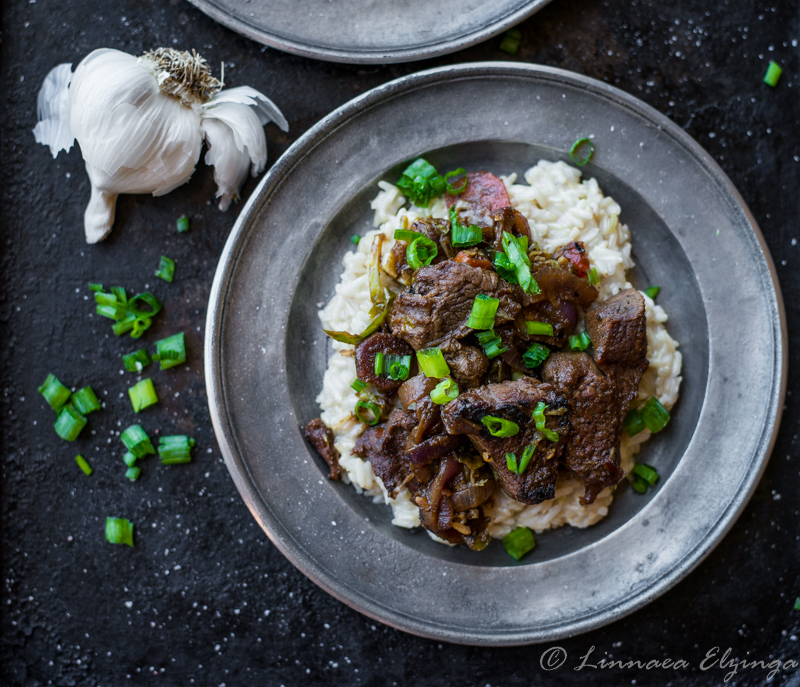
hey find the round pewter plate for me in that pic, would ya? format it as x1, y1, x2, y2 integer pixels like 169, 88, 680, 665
183, 0, 552, 64
205, 63, 787, 644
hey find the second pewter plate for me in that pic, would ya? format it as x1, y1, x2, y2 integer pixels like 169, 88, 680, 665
205, 63, 786, 644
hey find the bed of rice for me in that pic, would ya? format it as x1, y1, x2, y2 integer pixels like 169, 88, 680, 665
316, 160, 682, 540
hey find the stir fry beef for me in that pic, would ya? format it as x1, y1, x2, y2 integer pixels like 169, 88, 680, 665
486, 206, 532, 251
443, 344, 490, 388
585, 289, 648, 371
445, 171, 511, 227
354, 332, 414, 391
303, 418, 342, 480
384, 217, 452, 284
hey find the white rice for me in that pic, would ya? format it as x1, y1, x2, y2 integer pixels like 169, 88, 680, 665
316, 160, 682, 537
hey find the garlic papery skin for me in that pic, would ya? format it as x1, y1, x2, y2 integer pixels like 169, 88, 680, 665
33, 47, 288, 243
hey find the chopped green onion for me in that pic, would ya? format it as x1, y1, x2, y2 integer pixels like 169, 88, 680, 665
354, 399, 381, 426
503, 526, 535, 560
481, 415, 520, 437
105, 517, 134, 546
393, 228, 425, 243
381, 354, 411, 381
153, 333, 186, 370
54, 406, 87, 442
532, 401, 559, 442
430, 378, 459, 404
129, 317, 152, 339
523, 343, 550, 369
123, 451, 138, 467
444, 168, 468, 195
395, 158, 447, 207
568, 331, 592, 352
71, 386, 101, 415
475, 329, 507, 359
450, 207, 482, 248
588, 267, 599, 285
128, 378, 158, 413
111, 286, 128, 305
176, 215, 190, 233
75, 454, 93, 476
89, 283, 104, 292
493, 251, 517, 283
374, 352, 385, 377
632, 463, 659, 487
763, 60, 782, 87
112, 313, 136, 336
505, 452, 519, 473
324, 296, 395, 345
645, 286, 660, 300
518, 443, 537, 473
122, 349, 151, 373
526, 321, 554, 337
623, 408, 646, 436
500, 232, 540, 294
351, 379, 367, 393
406, 235, 438, 270
121, 424, 155, 458
38, 373, 71, 412
155, 255, 175, 283
158, 435, 196, 465
569, 137, 594, 166
640, 397, 670, 433
125, 466, 142, 481
416, 348, 450, 378
499, 28, 522, 56
794, 598, 800, 611
350, 235, 361, 245
127, 292, 162, 318
466, 294, 500, 330
630, 476, 648, 494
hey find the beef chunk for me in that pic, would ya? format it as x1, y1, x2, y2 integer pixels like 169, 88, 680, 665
354, 332, 414, 391
383, 217, 453, 284
303, 418, 341, 480
585, 288, 648, 370
440, 377, 567, 504
352, 408, 417, 497
487, 206, 532, 251
443, 344, 490, 389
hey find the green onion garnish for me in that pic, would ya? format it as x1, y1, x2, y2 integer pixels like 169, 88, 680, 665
71, 386, 101, 415
475, 330, 508, 359
121, 424, 156, 458
505, 452, 518, 473
498, 232, 540, 295
111, 286, 128, 305
38, 373, 71, 412
444, 168, 468, 195
503, 526, 535, 560
105, 517, 134, 546
523, 343, 550, 369
406, 235, 438, 270
129, 317, 152, 339
640, 397, 670, 433
374, 352, 385, 377
153, 333, 186, 370
350, 235, 361, 245
623, 408, 646, 436
526, 321, 554, 337
354, 399, 381, 426
123, 451, 138, 467
632, 463, 659, 487
395, 158, 447, 208
122, 349, 151, 373
631, 476, 648, 494
763, 60, 782, 87
54, 406, 87, 442
393, 229, 424, 243
532, 401, 559, 442
569, 137, 594, 166
127, 292, 163, 318
645, 286, 660, 300
89, 283, 104, 292
128, 378, 158, 413
324, 296, 395, 345
158, 435, 196, 465
112, 313, 136, 336
466, 294, 500, 330
351, 379, 367, 393
430, 378, 459, 404
794, 598, 800, 611
588, 267, 599, 285
450, 207, 482, 248
416, 347, 450, 378
481, 415, 520, 437
568, 331, 592, 352
388, 359, 410, 381
518, 443, 537, 473
176, 215, 190, 233
155, 255, 175, 283
75, 454, 93, 476
125, 466, 142, 481
499, 28, 522, 56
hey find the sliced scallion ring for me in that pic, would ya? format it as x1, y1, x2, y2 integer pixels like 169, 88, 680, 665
430, 378, 459, 405
158, 435, 196, 465
532, 402, 559, 442
416, 347, 450, 378
105, 517, 134, 546
481, 415, 520, 437
38, 373, 71, 412
466, 294, 499, 330
354, 399, 381, 426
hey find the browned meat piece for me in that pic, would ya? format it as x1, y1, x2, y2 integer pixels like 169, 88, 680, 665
383, 217, 453, 285
354, 332, 414, 391
352, 408, 417, 498
444, 171, 510, 227
443, 344, 490, 389
440, 377, 568, 504
585, 288, 648, 370
389, 259, 527, 350
486, 206, 532, 251
303, 418, 342, 480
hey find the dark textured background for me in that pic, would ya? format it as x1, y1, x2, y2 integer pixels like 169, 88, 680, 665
2, 0, 799, 685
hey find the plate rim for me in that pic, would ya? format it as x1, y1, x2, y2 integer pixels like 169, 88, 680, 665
205, 62, 788, 644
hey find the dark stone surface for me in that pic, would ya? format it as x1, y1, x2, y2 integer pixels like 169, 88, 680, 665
1, 0, 798, 685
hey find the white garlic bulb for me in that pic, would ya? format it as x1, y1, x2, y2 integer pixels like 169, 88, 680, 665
34, 48, 288, 243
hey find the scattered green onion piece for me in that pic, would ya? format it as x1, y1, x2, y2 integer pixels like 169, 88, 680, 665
155, 256, 175, 283
532, 401, 559, 442
89, 283, 104, 292
354, 399, 381, 426
503, 526, 535, 560
158, 435, 196, 465
383, 354, 411, 381
794, 598, 800, 611
588, 266, 599, 285
54, 406, 87, 442
96, 304, 121, 321
129, 317, 152, 339
324, 296, 395, 345
505, 452, 519, 473
416, 348, 450, 378
110, 286, 128, 305
475, 329, 507, 359
125, 466, 142, 481
640, 397, 670, 433
351, 379, 367, 393
38, 373, 71, 412
123, 451, 138, 467
523, 343, 550, 369
393, 228, 425, 243
623, 408, 646, 436
644, 286, 661, 300
568, 330, 592, 352
153, 333, 186, 370
367, 235, 385, 307
350, 235, 361, 245
481, 415, 520, 438
112, 313, 137, 336
526, 321, 554, 337
105, 517, 134, 546
632, 463, 660, 487
501, 232, 539, 294
466, 294, 500, 330
450, 207, 482, 247
127, 292, 163, 318
499, 28, 522, 56
128, 378, 158, 413
569, 137, 594, 167
374, 352, 385, 377
493, 251, 517, 283
395, 158, 447, 207
763, 60, 782, 87
406, 235, 438, 270
630, 476, 648, 494
176, 215, 190, 233
444, 168, 468, 195
121, 424, 156, 458
518, 443, 537, 473
122, 349, 151, 373
430, 378, 459, 405
75, 454, 93, 476
71, 386, 101, 415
